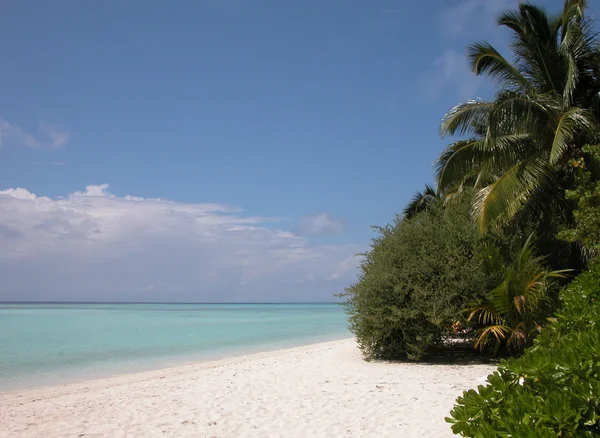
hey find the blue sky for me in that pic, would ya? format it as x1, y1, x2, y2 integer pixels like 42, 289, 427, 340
0, 0, 590, 301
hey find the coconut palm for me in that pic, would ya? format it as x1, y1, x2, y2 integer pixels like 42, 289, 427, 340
466, 234, 571, 353
436, 0, 600, 232
402, 184, 440, 219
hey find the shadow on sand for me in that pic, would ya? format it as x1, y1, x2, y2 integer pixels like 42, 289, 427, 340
367, 338, 510, 366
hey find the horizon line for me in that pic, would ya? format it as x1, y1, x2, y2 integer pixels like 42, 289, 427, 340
0, 301, 343, 305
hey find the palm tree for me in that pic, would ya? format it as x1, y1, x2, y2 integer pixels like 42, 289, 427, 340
466, 234, 570, 353
402, 184, 440, 219
436, 0, 600, 232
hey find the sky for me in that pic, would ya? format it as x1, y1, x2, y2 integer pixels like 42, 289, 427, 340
0, 0, 593, 302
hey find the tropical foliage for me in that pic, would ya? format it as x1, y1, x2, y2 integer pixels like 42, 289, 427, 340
436, 0, 600, 232
558, 144, 600, 256
342, 195, 493, 360
447, 263, 600, 437
342, 3, 600, 433
439, 1, 600, 435
466, 235, 570, 353
402, 184, 440, 219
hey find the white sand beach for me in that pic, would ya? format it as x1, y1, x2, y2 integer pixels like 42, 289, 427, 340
0, 339, 495, 437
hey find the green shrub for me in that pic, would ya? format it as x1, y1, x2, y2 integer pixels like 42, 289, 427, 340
558, 145, 600, 258
447, 263, 600, 437
341, 196, 493, 360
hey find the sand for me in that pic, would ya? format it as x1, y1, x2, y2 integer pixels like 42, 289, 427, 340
0, 338, 495, 437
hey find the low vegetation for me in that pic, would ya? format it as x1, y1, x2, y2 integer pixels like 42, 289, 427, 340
447, 263, 600, 436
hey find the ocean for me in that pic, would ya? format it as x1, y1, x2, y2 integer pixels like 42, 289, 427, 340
0, 303, 350, 390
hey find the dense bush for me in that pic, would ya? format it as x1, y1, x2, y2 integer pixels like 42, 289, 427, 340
447, 263, 600, 437
341, 196, 495, 360
558, 145, 600, 258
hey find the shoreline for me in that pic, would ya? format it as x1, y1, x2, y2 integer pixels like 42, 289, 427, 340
2, 338, 351, 396
0, 338, 496, 437
0, 333, 352, 393
1, 335, 353, 394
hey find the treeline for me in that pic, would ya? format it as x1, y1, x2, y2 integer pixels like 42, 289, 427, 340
342, 0, 600, 435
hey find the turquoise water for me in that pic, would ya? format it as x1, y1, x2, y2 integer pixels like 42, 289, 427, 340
0, 303, 350, 390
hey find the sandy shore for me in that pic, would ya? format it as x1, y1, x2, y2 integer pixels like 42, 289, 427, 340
0, 338, 495, 437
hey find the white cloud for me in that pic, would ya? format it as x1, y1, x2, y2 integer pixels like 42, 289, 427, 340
0, 185, 361, 302
0, 119, 70, 149
440, 0, 512, 37
296, 213, 345, 235
420, 49, 484, 100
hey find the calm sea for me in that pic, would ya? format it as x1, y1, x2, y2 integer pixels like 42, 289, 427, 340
0, 303, 350, 390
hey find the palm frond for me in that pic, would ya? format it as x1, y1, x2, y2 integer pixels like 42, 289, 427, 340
559, 15, 596, 104
506, 322, 527, 352
473, 156, 550, 231
485, 92, 556, 140
435, 139, 485, 193
436, 133, 535, 195
468, 42, 530, 90
497, 9, 524, 36
440, 100, 493, 137
438, 0, 600, 242
517, 231, 538, 267
544, 269, 573, 279
474, 325, 511, 351
473, 162, 495, 189
510, 4, 564, 93
563, 49, 579, 106
467, 305, 503, 326
519, 3, 555, 41
513, 295, 526, 314
402, 184, 439, 219
549, 108, 597, 166
488, 279, 513, 317
562, 0, 587, 35
465, 232, 571, 354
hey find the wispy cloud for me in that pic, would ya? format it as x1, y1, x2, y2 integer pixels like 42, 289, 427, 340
39, 123, 71, 148
421, 0, 516, 101
29, 160, 67, 166
0, 119, 71, 150
295, 213, 345, 236
439, 0, 511, 38
419, 49, 483, 100
0, 185, 361, 302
